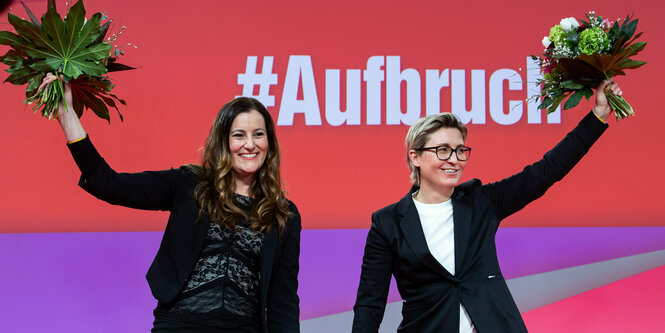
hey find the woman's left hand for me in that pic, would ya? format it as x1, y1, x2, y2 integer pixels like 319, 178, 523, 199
594, 80, 623, 122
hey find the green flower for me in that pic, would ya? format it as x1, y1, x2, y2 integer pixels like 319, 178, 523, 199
579, 27, 608, 55
549, 25, 566, 46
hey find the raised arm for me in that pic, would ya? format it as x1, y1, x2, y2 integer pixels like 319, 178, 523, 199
40, 73, 183, 211
482, 80, 619, 221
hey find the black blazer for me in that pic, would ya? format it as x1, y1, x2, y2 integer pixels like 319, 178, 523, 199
353, 112, 607, 333
67, 137, 301, 333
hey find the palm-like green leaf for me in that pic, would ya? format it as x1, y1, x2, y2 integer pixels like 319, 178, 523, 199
62, 1, 86, 49
91, 20, 112, 46
79, 89, 110, 121
622, 32, 644, 52
616, 59, 646, 70
563, 90, 583, 110
1, 0, 134, 121
7, 2, 110, 79
560, 80, 584, 90
64, 42, 111, 77
20, 1, 42, 27
70, 76, 126, 122
28, 57, 60, 71
548, 94, 567, 114
616, 41, 646, 62
0, 30, 28, 46
26, 72, 45, 94
0, 49, 25, 66
605, 69, 626, 77
611, 15, 639, 53
8, 13, 57, 52
563, 87, 593, 110
5, 65, 39, 85
577, 53, 616, 74
106, 58, 136, 72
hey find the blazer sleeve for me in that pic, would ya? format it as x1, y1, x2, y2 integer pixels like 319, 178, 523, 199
482, 111, 608, 221
352, 212, 394, 333
67, 136, 181, 211
266, 203, 302, 332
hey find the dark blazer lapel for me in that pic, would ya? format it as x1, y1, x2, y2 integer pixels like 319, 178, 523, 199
398, 189, 453, 278
260, 228, 278, 305
452, 189, 472, 275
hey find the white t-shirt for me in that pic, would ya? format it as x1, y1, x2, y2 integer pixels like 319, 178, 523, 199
413, 196, 477, 333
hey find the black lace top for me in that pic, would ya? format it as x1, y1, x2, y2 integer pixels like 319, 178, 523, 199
154, 194, 264, 331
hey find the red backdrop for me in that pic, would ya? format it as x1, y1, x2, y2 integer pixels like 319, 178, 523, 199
1, 0, 663, 233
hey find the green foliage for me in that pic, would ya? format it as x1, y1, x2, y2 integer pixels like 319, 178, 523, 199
0, 0, 134, 122
560, 80, 584, 90
534, 12, 645, 120
548, 94, 567, 114
563, 87, 592, 110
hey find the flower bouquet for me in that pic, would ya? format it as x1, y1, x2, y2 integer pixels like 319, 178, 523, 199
0, 0, 134, 121
533, 11, 646, 120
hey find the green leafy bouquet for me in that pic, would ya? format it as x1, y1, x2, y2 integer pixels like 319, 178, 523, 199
533, 11, 646, 120
0, 0, 134, 121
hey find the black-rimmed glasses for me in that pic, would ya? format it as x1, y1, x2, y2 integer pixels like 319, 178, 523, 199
415, 146, 471, 161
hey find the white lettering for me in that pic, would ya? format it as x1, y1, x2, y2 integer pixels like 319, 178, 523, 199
425, 69, 450, 116
527, 56, 561, 124
451, 69, 486, 124
325, 69, 361, 126
364, 56, 385, 125
489, 69, 522, 125
386, 56, 421, 125
277, 55, 322, 126
250, 55, 565, 126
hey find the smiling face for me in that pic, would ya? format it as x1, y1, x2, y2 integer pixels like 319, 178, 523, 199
229, 110, 269, 181
409, 127, 467, 199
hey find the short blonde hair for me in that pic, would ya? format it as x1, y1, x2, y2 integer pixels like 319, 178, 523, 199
405, 113, 468, 185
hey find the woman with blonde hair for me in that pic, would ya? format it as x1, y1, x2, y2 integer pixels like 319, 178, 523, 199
353, 80, 622, 333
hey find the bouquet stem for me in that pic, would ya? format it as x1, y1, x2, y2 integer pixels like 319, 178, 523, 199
605, 89, 634, 121
56, 78, 69, 115
28, 79, 64, 119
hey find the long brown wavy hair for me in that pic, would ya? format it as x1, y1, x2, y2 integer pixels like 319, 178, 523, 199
186, 97, 291, 233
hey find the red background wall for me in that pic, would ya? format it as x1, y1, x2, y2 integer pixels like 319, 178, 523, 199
1, 0, 663, 233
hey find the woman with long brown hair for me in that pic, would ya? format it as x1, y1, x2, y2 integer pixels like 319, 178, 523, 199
44, 73, 301, 332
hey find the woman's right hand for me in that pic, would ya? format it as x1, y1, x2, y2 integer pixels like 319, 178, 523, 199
593, 80, 622, 122
40, 73, 86, 142
39, 73, 74, 118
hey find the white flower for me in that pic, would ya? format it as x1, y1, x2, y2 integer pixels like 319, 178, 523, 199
559, 17, 579, 32
542, 36, 552, 48
553, 44, 579, 58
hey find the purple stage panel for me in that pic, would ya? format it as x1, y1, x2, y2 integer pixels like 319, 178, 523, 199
495, 227, 665, 279
0, 232, 160, 333
0, 229, 396, 329
300, 227, 665, 319
298, 229, 401, 320
1, 226, 664, 332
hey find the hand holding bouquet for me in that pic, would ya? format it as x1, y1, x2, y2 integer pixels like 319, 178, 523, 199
533, 11, 646, 120
0, 0, 134, 121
